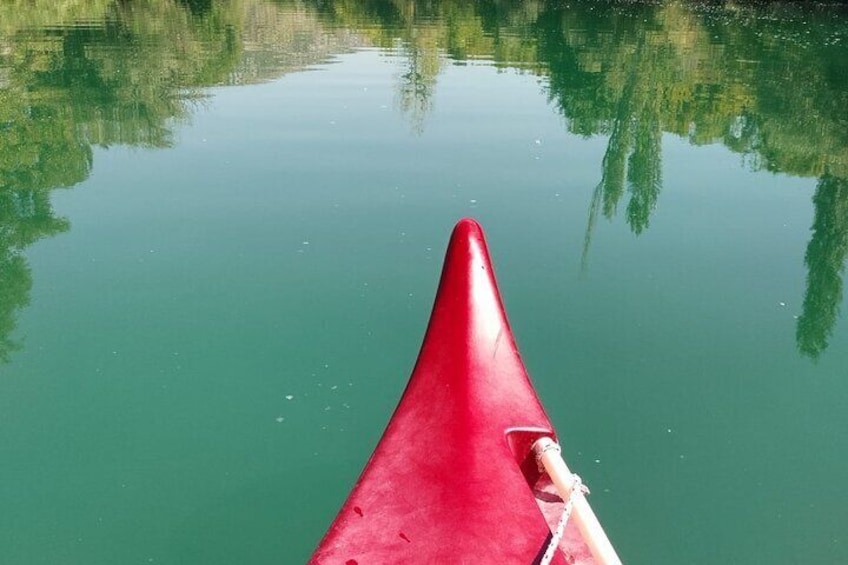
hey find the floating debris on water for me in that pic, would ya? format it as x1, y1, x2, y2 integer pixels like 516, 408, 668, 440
285, 395, 294, 400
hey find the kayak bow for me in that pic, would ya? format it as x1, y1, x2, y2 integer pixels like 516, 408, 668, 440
310, 218, 619, 564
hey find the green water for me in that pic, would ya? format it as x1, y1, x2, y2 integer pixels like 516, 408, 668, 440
1, 1, 847, 563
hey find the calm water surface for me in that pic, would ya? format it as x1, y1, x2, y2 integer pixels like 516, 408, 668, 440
1, 1, 847, 563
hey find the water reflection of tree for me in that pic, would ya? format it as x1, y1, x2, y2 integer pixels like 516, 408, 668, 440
0, 2, 225, 364
557, 6, 671, 265
395, 2, 443, 135
0, 189, 70, 361
309, 0, 539, 133
2, 0, 846, 361
0, 72, 86, 362
797, 176, 848, 360
0, 0, 380, 364
0, 0, 253, 364
178, 0, 214, 16
534, 0, 847, 357
397, 42, 439, 135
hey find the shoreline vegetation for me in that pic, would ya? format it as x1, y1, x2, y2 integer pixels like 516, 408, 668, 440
1, 0, 846, 360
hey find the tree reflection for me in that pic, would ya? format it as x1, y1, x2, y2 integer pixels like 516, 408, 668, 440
797, 176, 848, 360
397, 42, 439, 135
533, 0, 847, 355
1, 0, 847, 360
0, 0, 359, 363
323, 0, 848, 356
0, 188, 70, 361
0, 1, 228, 363
395, 2, 443, 135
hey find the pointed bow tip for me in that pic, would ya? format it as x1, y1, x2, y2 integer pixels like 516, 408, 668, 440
452, 217, 484, 238
434, 216, 502, 330
448, 217, 488, 255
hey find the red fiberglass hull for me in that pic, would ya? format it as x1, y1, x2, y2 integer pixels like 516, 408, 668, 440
310, 219, 594, 564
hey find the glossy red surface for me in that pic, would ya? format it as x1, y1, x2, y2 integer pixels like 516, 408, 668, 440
310, 219, 592, 563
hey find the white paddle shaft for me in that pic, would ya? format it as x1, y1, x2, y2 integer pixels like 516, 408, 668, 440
533, 437, 623, 565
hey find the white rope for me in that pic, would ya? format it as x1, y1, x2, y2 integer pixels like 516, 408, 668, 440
537, 444, 590, 565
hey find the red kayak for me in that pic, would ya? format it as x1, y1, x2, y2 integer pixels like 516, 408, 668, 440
310, 219, 620, 564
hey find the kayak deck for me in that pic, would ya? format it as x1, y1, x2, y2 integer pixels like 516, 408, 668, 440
310, 219, 596, 564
